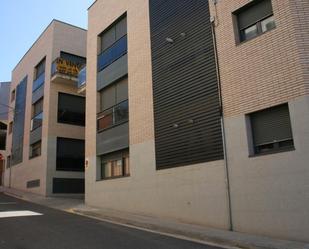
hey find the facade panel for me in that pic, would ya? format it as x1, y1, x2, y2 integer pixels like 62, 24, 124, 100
11, 77, 27, 166
149, 0, 223, 169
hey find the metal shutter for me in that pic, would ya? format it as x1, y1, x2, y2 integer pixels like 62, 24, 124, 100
251, 104, 293, 146
237, 0, 273, 30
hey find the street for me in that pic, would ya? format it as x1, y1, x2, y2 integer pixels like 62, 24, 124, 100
0, 193, 224, 249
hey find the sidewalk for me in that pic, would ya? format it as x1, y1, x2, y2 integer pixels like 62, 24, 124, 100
1, 186, 308, 249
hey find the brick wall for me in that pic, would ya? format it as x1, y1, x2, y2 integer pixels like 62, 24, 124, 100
209, 0, 308, 117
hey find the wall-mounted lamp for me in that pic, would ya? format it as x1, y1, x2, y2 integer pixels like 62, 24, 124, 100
166, 37, 174, 43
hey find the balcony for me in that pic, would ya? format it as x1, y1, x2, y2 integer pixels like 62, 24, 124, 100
77, 66, 86, 94
97, 100, 128, 132
97, 35, 127, 72
32, 72, 45, 92
30, 112, 43, 131
51, 57, 85, 85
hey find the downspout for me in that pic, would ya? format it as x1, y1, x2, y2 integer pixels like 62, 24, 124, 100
210, 13, 234, 231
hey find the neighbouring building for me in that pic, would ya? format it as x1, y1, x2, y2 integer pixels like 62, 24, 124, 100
85, 0, 309, 243
0, 81, 11, 185
3, 20, 87, 196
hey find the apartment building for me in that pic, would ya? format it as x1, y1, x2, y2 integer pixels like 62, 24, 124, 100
85, 0, 309, 242
3, 20, 87, 196
0, 81, 10, 185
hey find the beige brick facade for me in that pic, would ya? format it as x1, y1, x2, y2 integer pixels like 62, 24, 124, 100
85, 0, 309, 242
209, 0, 309, 117
4, 20, 86, 196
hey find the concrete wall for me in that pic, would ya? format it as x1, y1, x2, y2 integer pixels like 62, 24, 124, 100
224, 95, 309, 242
86, 0, 230, 229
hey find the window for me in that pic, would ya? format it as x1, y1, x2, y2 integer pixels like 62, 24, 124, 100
56, 137, 85, 172
31, 98, 43, 131
35, 58, 45, 79
98, 15, 127, 72
8, 122, 13, 134
97, 77, 128, 131
100, 150, 129, 180
249, 104, 294, 155
29, 141, 41, 159
234, 0, 276, 42
11, 89, 15, 102
58, 93, 85, 126
33, 58, 46, 92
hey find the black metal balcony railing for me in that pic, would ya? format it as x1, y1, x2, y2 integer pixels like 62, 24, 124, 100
30, 112, 43, 131
78, 66, 86, 88
32, 72, 45, 92
97, 35, 127, 72
51, 57, 85, 78
97, 100, 128, 132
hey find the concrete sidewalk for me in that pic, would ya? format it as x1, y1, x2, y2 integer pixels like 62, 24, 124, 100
1, 186, 308, 249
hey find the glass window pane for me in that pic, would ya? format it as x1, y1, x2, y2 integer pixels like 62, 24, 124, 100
261, 16, 276, 33
124, 156, 129, 176
101, 27, 116, 52
101, 161, 112, 178
243, 24, 258, 40
113, 159, 123, 177
116, 78, 128, 104
31, 112, 43, 131
58, 93, 85, 126
100, 85, 116, 111
114, 100, 128, 124
116, 17, 127, 40
56, 138, 85, 171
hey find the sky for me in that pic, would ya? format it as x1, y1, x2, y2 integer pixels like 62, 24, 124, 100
0, 0, 94, 82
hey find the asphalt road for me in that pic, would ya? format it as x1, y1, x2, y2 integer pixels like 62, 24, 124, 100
0, 193, 224, 249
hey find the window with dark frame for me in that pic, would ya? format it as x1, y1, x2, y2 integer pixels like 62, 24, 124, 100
100, 150, 129, 180
97, 15, 127, 72
31, 98, 43, 131
56, 137, 85, 172
234, 0, 276, 42
11, 89, 15, 102
29, 141, 41, 159
97, 77, 128, 132
33, 58, 46, 92
249, 104, 294, 155
58, 93, 85, 126
34, 58, 45, 80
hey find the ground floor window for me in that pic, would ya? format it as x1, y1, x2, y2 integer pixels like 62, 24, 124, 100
100, 149, 129, 180
29, 141, 41, 159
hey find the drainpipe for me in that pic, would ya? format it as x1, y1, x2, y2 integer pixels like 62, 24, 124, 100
210, 16, 234, 231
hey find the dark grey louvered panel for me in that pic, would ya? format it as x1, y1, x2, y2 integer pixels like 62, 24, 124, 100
237, 0, 273, 29
11, 76, 27, 166
149, 0, 224, 169
251, 104, 293, 146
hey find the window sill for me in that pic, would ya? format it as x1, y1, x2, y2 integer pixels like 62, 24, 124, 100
96, 174, 130, 182
249, 146, 295, 158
